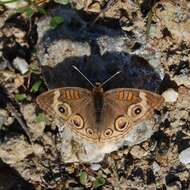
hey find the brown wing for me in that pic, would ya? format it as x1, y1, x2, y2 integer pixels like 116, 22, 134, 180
36, 87, 99, 142
98, 88, 164, 143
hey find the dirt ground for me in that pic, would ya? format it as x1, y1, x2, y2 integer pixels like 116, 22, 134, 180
0, 0, 190, 189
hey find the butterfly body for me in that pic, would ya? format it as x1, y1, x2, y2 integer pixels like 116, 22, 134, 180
92, 83, 104, 124
37, 84, 164, 144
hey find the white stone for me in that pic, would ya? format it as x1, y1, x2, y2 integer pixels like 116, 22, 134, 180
152, 161, 160, 174
162, 88, 179, 103
13, 57, 29, 74
1, 0, 28, 9
90, 163, 101, 171
179, 147, 190, 165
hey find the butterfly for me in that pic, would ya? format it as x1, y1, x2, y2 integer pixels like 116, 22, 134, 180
36, 66, 164, 143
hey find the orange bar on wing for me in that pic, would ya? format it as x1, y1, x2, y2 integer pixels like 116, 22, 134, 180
126, 92, 133, 101
118, 91, 124, 100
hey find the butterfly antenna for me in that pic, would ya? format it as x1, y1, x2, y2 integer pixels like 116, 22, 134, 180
72, 65, 94, 87
100, 71, 121, 87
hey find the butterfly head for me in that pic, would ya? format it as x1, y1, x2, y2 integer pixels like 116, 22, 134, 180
93, 82, 104, 94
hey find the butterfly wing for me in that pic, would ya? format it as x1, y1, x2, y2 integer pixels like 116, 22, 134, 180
99, 88, 164, 142
36, 87, 99, 142
37, 87, 164, 143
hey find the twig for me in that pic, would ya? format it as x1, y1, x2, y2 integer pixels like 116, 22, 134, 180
7, 103, 33, 144
91, 0, 119, 26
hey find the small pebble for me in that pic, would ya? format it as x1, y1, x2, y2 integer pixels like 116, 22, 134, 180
179, 147, 190, 165
162, 88, 179, 103
152, 161, 160, 174
0, 109, 14, 126
87, 2, 101, 12
123, 148, 129, 155
1, 0, 28, 9
13, 57, 29, 74
102, 168, 111, 175
90, 163, 101, 171
130, 145, 147, 159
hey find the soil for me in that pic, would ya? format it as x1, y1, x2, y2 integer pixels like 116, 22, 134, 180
0, 0, 190, 189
